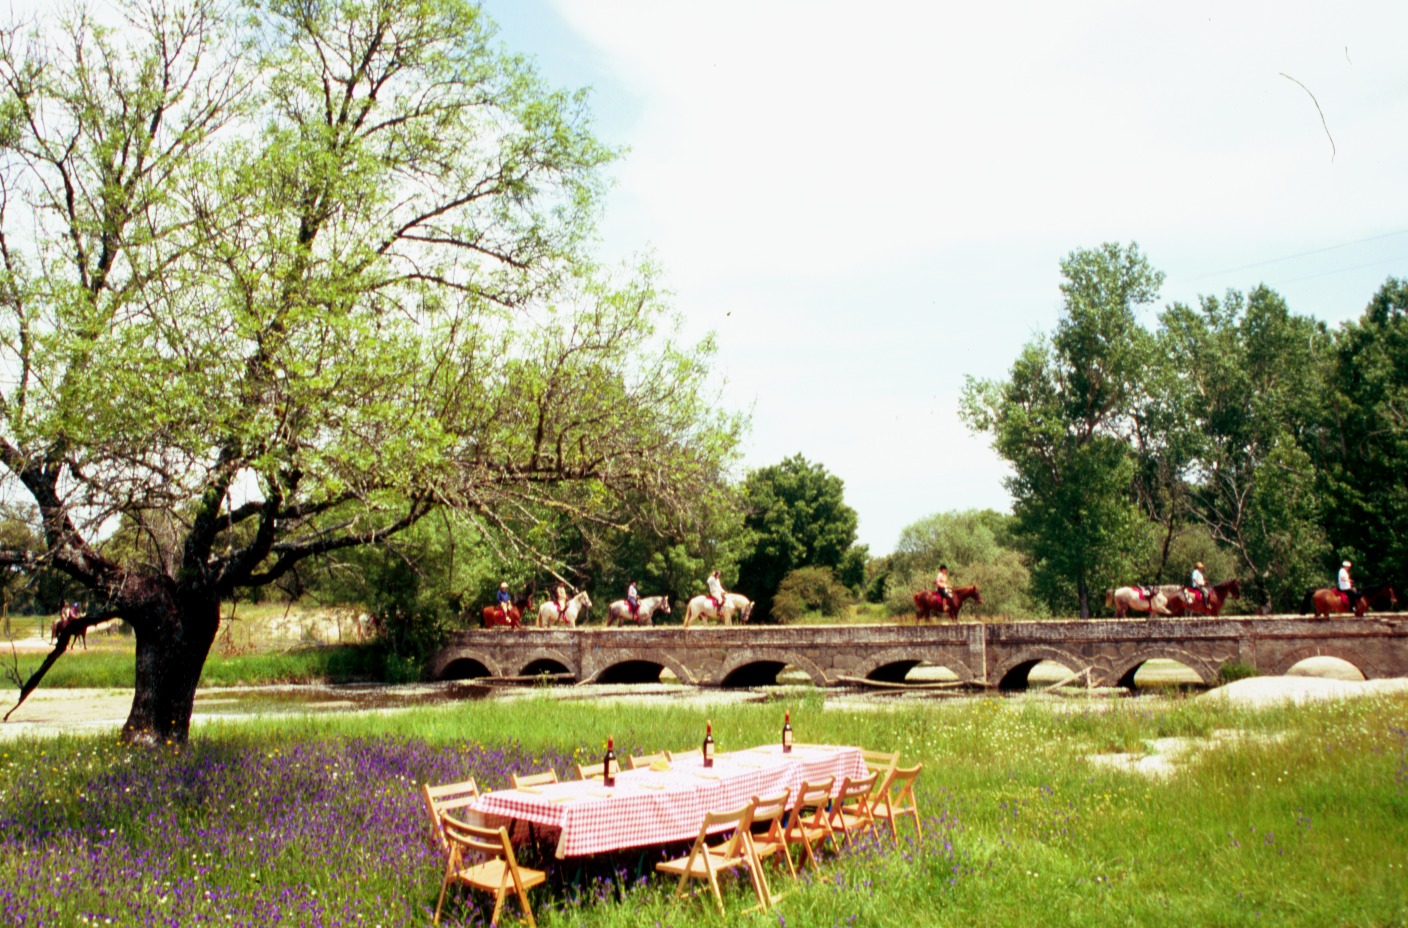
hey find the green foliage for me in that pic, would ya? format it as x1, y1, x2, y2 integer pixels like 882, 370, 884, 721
1319, 277, 1408, 587
735, 455, 858, 620
770, 565, 852, 624
883, 510, 1044, 619
1218, 660, 1260, 683
963, 244, 1164, 617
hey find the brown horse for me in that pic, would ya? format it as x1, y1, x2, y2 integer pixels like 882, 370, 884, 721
482, 594, 533, 629
1309, 584, 1398, 618
1165, 578, 1241, 617
913, 585, 981, 622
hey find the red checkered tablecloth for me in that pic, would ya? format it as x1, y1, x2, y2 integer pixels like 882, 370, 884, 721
469, 744, 866, 858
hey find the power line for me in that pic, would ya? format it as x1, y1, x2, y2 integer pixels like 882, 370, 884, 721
1183, 229, 1408, 282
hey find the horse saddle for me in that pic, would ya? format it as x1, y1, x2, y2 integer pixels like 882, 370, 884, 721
1337, 590, 1351, 608
1138, 586, 1153, 601
1185, 588, 1202, 605
708, 595, 722, 611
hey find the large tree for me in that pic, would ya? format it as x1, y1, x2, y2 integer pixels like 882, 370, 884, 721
962, 243, 1161, 617
734, 454, 857, 620
0, 0, 739, 742
1318, 278, 1408, 586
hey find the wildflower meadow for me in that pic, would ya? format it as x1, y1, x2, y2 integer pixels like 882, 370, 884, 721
0, 692, 1404, 927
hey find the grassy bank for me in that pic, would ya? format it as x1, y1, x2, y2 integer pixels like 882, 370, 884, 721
4, 641, 388, 688
0, 693, 1404, 926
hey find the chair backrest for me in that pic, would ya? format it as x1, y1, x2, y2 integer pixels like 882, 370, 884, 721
791, 777, 834, 817
696, 802, 755, 860
749, 789, 792, 847
440, 813, 514, 866
668, 748, 702, 763
629, 751, 670, 770
837, 771, 879, 808
861, 749, 900, 792
880, 763, 923, 810
511, 770, 559, 789
575, 761, 605, 780
422, 779, 480, 852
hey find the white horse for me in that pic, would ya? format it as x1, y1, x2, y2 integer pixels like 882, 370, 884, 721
605, 595, 671, 627
1105, 586, 1172, 618
683, 592, 753, 627
537, 590, 592, 627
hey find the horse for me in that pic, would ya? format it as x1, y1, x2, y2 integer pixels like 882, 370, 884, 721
682, 592, 753, 627
1164, 578, 1241, 617
1309, 583, 1398, 618
482, 594, 533, 629
537, 590, 592, 627
605, 595, 671, 627
1105, 586, 1172, 618
49, 616, 88, 650
912, 585, 981, 622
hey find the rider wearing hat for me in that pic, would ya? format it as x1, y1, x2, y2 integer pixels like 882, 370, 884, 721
1338, 559, 1358, 609
1189, 562, 1209, 607
706, 570, 726, 611
626, 579, 640, 621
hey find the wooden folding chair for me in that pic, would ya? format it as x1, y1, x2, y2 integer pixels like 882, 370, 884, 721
745, 789, 795, 905
434, 814, 546, 927
667, 748, 702, 763
782, 776, 838, 870
574, 760, 606, 780
629, 750, 670, 770
872, 763, 924, 846
828, 771, 879, 846
510, 770, 559, 789
861, 749, 900, 798
422, 779, 480, 853
655, 802, 766, 914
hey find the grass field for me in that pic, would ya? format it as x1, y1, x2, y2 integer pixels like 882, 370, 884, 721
0, 691, 1403, 926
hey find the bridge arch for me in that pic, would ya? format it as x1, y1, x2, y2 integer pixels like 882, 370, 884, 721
581, 653, 697, 686
514, 647, 577, 680
853, 647, 978, 685
431, 650, 503, 681
991, 646, 1089, 690
1267, 644, 1383, 680
717, 652, 826, 688
1111, 647, 1220, 689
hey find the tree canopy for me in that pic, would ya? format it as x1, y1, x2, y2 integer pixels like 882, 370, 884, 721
0, 0, 741, 741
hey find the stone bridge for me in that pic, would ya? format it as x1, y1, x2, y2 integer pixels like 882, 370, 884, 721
427, 616, 1408, 689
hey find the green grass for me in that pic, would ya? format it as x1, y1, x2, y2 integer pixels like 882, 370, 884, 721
5, 692, 1403, 926
3, 638, 387, 688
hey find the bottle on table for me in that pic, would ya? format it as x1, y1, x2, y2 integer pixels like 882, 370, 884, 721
702, 720, 714, 768
782, 710, 793, 753
603, 736, 617, 787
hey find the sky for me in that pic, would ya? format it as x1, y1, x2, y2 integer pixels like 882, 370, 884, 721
10, 0, 1407, 555
478, 0, 1408, 553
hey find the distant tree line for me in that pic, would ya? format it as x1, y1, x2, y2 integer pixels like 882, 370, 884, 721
962, 242, 1408, 617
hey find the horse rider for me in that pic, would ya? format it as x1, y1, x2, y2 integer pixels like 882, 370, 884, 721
1189, 561, 1210, 607
496, 582, 512, 623
555, 581, 569, 620
1338, 559, 1358, 609
626, 579, 640, 621
934, 564, 952, 605
706, 570, 726, 611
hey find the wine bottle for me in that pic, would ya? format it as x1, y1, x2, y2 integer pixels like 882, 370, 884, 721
603, 736, 617, 787
702, 720, 714, 768
782, 710, 793, 753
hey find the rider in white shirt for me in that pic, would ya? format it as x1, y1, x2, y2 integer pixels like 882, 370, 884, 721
1190, 562, 1209, 606
706, 571, 726, 609
1338, 560, 1357, 608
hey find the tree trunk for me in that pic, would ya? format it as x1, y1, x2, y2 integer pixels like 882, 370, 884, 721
122, 593, 220, 745
1077, 574, 1091, 619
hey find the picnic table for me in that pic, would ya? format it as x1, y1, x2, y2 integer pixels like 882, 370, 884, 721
469, 743, 866, 858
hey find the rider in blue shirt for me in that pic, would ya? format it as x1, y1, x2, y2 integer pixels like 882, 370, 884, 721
496, 582, 512, 622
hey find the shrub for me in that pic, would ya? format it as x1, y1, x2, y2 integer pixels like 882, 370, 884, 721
1218, 660, 1260, 684
770, 566, 852, 624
